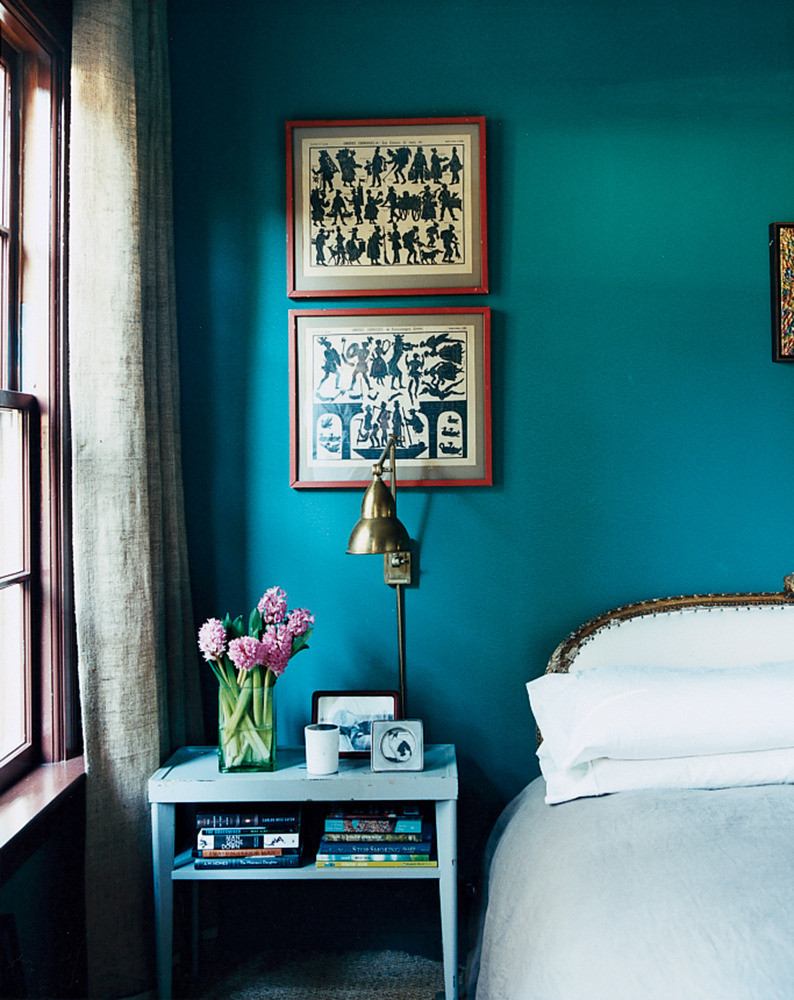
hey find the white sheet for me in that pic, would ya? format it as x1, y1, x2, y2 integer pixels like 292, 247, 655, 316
471, 778, 794, 1000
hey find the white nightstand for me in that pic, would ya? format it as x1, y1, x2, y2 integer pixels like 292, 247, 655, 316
148, 744, 459, 999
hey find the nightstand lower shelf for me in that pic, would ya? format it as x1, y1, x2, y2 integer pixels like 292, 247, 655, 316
149, 745, 458, 999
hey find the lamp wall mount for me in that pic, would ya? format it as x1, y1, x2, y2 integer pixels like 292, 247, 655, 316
385, 550, 412, 586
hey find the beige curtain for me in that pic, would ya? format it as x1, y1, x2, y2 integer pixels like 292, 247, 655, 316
69, 0, 203, 996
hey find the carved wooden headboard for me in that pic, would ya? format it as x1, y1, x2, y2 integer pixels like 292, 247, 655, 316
546, 586, 794, 677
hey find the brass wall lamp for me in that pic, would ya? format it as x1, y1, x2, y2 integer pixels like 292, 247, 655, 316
347, 434, 412, 715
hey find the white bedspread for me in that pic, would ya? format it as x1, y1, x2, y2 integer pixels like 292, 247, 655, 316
471, 778, 794, 1000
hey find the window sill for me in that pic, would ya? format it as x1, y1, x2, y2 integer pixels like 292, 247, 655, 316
0, 756, 86, 882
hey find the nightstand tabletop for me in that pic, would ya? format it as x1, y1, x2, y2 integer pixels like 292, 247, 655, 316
149, 743, 458, 803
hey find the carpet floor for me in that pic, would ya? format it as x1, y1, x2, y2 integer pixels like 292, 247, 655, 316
179, 948, 448, 1000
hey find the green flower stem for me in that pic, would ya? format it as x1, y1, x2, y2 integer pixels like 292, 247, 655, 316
252, 669, 264, 728
237, 717, 270, 758
226, 675, 254, 732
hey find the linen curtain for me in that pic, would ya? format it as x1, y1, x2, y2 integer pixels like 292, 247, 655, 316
69, 1, 203, 996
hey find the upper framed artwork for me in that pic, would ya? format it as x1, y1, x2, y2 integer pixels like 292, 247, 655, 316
770, 223, 794, 362
289, 306, 492, 488
286, 117, 487, 298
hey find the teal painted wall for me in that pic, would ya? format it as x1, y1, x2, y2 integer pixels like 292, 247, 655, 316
169, 0, 794, 862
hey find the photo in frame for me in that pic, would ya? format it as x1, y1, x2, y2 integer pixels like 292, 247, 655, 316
311, 690, 400, 758
370, 719, 424, 772
289, 306, 492, 488
286, 117, 487, 297
770, 223, 794, 362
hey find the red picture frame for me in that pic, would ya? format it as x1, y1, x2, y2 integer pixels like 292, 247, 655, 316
286, 117, 487, 298
289, 306, 492, 488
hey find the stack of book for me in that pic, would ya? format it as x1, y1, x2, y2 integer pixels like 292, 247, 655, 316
315, 804, 436, 868
192, 804, 303, 869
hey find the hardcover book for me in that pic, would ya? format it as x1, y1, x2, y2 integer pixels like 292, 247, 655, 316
195, 806, 301, 829
315, 852, 432, 862
321, 830, 424, 843
194, 854, 303, 869
317, 825, 432, 855
196, 831, 300, 851
193, 847, 300, 859
323, 816, 423, 834
314, 859, 438, 869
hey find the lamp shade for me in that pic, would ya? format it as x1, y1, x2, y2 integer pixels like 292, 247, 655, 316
347, 474, 411, 554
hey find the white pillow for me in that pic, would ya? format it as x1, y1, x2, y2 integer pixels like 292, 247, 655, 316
537, 742, 794, 805
527, 661, 794, 771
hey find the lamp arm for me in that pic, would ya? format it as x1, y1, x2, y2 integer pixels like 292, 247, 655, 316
372, 433, 397, 473
372, 433, 400, 501
388, 435, 398, 502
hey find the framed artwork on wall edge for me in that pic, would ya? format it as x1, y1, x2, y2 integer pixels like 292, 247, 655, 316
311, 690, 401, 758
770, 222, 794, 362
289, 306, 492, 488
286, 116, 487, 297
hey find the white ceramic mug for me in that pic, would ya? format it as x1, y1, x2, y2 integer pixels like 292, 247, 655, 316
305, 723, 339, 775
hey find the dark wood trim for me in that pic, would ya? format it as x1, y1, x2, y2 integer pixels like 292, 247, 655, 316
0, 0, 76, 783
0, 756, 84, 883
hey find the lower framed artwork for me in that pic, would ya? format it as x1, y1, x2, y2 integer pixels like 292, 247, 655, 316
770, 222, 794, 362
289, 306, 492, 487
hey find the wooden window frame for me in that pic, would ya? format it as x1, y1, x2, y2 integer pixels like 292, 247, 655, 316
0, 0, 76, 796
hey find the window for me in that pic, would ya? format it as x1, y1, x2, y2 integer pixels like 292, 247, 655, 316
0, 0, 75, 794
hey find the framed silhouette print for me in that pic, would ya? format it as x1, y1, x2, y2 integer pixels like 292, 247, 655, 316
289, 306, 492, 488
286, 117, 487, 297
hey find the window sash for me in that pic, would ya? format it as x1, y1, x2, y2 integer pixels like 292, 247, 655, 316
0, 1, 75, 793
0, 388, 38, 781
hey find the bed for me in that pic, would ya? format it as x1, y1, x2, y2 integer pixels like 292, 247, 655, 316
468, 587, 794, 1000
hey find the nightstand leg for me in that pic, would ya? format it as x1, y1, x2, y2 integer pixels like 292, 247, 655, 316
151, 802, 175, 1000
436, 798, 458, 1000
191, 883, 199, 977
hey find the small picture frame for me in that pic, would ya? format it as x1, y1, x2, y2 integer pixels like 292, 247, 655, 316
770, 222, 794, 362
370, 719, 424, 772
311, 690, 400, 758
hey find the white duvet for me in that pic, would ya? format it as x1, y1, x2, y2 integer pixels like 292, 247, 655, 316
470, 778, 794, 1000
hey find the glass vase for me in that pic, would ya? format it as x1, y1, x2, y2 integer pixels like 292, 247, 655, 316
218, 676, 276, 772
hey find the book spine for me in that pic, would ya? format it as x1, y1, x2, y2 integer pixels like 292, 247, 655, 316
315, 853, 432, 862
324, 805, 421, 819
317, 841, 431, 855
195, 813, 300, 829
197, 826, 300, 836
315, 860, 438, 868
194, 855, 303, 869
321, 831, 423, 843
194, 848, 300, 858
196, 832, 300, 850
323, 819, 423, 834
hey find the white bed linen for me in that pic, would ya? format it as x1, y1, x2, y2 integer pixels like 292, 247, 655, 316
537, 743, 794, 804
527, 661, 794, 769
471, 778, 794, 1000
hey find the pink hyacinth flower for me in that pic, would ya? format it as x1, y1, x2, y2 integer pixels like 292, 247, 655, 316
258, 586, 288, 624
287, 608, 314, 637
261, 625, 293, 677
228, 635, 267, 672
198, 618, 227, 661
